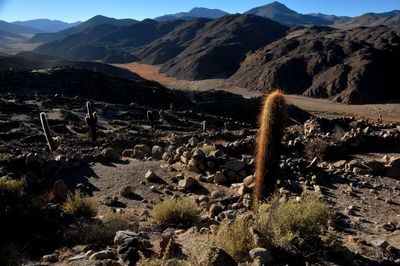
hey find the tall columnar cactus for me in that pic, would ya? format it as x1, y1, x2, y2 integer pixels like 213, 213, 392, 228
254, 90, 287, 205
147, 110, 153, 128
40, 112, 61, 152
202, 120, 206, 133
85, 101, 98, 142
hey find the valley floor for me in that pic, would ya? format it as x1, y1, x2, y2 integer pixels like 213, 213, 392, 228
116, 63, 400, 122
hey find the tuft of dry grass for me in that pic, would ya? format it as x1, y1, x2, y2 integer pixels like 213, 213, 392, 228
217, 218, 255, 261
63, 191, 97, 218
150, 197, 200, 226
256, 194, 340, 257
0, 177, 26, 198
137, 257, 188, 266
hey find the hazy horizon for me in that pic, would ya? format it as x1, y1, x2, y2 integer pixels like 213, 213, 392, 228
0, 0, 399, 23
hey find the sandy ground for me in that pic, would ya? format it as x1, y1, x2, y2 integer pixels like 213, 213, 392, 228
116, 63, 400, 122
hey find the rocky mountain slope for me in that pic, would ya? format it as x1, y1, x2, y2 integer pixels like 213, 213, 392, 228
0, 52, 144, 80
33, 19, 186, 63
229, 25, 400, 104
159, 14, 289, 80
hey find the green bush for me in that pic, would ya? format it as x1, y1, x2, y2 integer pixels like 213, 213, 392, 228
256, 194, 340, 257
150, 197, 200, 226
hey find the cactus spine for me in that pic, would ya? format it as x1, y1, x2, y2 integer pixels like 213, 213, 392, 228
85, 101, 98, 142
254, 90, 287, 205
40, 112, 61, 152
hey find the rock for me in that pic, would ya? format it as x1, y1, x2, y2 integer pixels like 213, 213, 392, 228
145, 170, 163, 183
249, 248, 273, 265
224, 160, 245, 172
187, 159, 201, 173
386, 157, 400, 178
26, 152, 41, 165
192, 149, 205, 161
133, 144, 150, 159
114, 231, 138, 246
122, 149, 134, 158
243, 175, 255, 187
362, 160, 384, 173
102, 148, 120, 161
383, 222, 397, 232
102, 196, 119, 207
237, 183, 247, 196
151, 145, 164, 159
117, 237, 142, 266
211, 190, 225, 199
188, 137, 199, 147
178, 177, 197, 190
42, 254, 58, 263
371, 239, 389, 249
213, 171, 227, 184
89, 249, 117, 260
209, 204, 223, 218
162, 152, 171, 161
120, 186, 133, 198
53, 179, 67, 200
67, 254, 87, 262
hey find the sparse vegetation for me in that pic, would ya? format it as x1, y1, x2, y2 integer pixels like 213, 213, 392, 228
137, 257, 188, 266
256, 194, 340, 257
217, 217, 255, 260
150, 197, 200, 226
63, 191, 97, 218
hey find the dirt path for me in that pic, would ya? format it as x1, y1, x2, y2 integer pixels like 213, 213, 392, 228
116, 63, 400, 122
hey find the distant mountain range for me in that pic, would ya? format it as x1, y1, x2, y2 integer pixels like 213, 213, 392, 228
12, 19, 81, 33
155, 7, 229, 21
29, 15, 137, 43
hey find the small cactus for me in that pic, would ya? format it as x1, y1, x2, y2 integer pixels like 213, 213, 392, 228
40, 112, 61, 152
85, 101, 98, 142
202, 120, 206, 133
147, 110, 154, 128
254, 90, 287, 206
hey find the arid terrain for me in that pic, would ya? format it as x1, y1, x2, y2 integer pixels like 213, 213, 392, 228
1, 1, 400, 266
117, 63, 400, 122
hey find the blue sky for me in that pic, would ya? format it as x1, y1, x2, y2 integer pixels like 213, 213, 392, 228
1, 0, 399, 22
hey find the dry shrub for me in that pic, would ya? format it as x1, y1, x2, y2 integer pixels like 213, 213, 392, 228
150, 197, 200, 226
137, 257, 188, 266
0, 177, 26, 199
256, 194, 340, 257
304, 138, 329, 161
217, 217, 255, 261
63, 191, 97, 218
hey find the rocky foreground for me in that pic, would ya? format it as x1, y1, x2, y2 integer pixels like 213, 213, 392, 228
1, 88, 400, 265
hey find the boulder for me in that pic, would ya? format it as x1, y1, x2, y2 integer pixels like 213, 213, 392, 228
133, 144, 150, 159
224, 160, 245, 172
102, 148, 120, 161
151, 145, 164, 159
